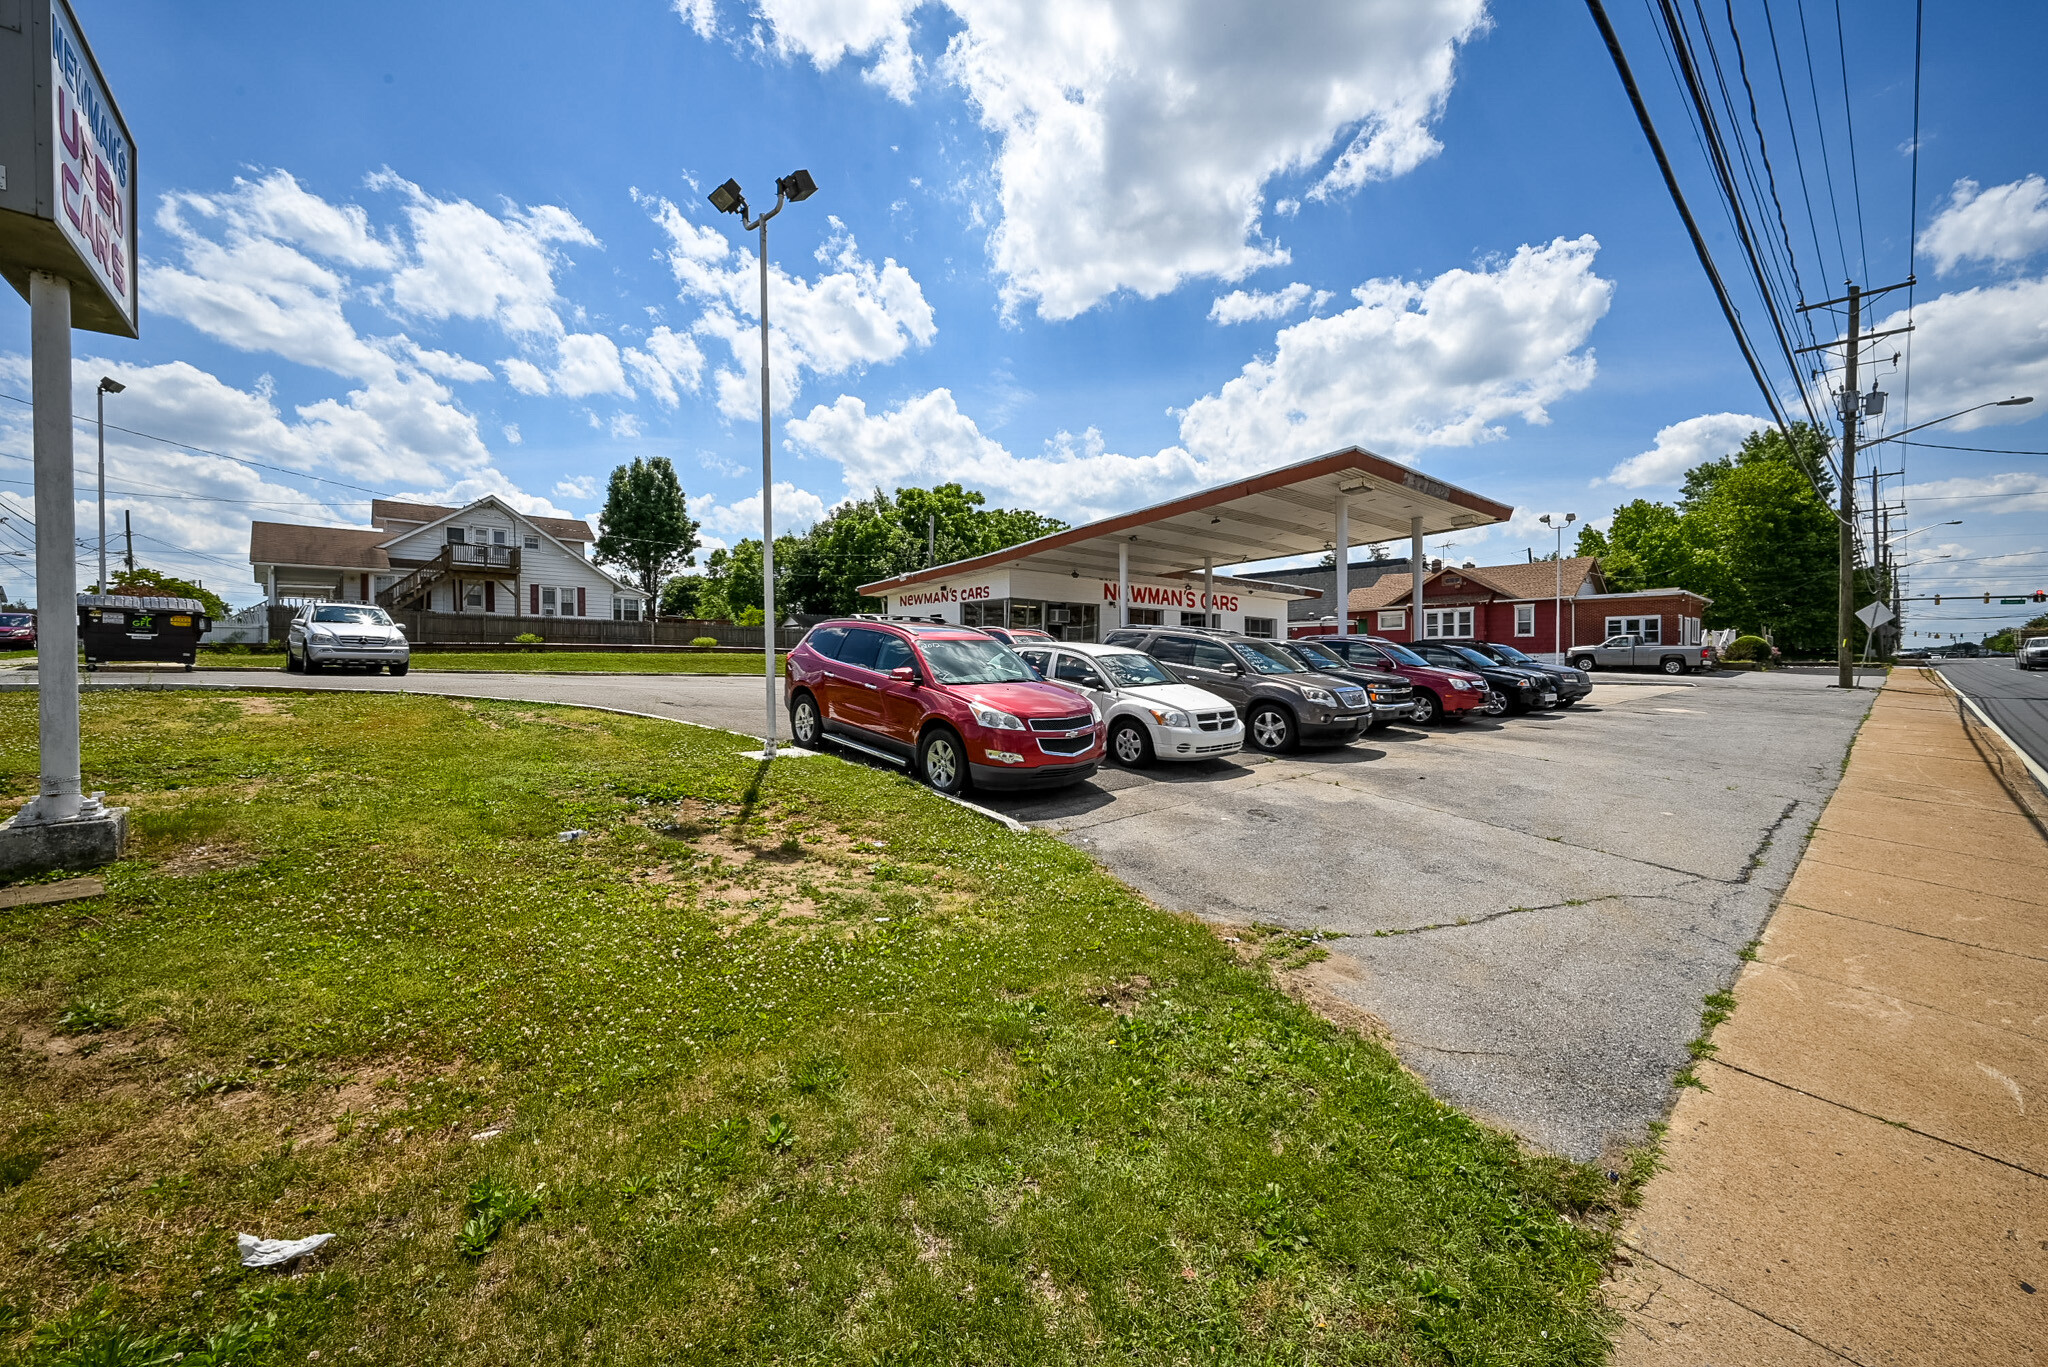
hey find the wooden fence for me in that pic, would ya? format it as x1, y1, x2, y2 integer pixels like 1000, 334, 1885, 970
263, 605, 815, 649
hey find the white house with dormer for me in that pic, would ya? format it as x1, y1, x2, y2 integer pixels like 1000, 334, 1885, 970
248, 497, 647, 620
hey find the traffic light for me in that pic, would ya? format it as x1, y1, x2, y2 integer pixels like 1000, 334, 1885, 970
1934, 595, 1942, 605
1985, 593, 1992, 604
2035, 590, 2046, 603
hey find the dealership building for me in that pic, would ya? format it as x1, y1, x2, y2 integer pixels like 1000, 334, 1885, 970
857, 448, 1513, 640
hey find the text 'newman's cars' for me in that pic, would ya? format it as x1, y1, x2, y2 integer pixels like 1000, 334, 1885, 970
785, 619, 1105, 794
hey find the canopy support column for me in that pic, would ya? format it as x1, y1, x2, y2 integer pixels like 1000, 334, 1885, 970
1334, 496, 1350, 635
1118, 541, 1128, 629
1410, 516, 1425, 641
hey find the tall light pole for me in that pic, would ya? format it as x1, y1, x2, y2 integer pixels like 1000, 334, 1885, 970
1539, 512, 1575, 661
95, 377, 124, 592
709, 169, 817, 758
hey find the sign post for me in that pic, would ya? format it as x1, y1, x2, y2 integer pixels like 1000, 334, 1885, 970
0, 0, 137, 872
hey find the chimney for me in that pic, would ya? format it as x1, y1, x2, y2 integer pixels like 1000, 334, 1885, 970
1429, 557, 1443, 573
1462, 558, 1477, 569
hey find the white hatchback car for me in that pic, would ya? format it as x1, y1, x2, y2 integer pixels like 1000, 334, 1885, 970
1015, 641, 1243, 765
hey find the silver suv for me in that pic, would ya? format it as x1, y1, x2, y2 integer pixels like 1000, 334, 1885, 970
286, 603, 410, 675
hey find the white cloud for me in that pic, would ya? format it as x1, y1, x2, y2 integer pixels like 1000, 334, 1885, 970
555, 475, 600, 501
697, 481, 832, 539
1598, 412, 1771, 489
672, 0, 718, 39
703, 0, 1487, 319
1865, 275, 2048, 427
1208, 282, 1321, 325
502, 423, 523, 445
1919, 176, 2048, 276
645, 199, 936, 418
500, 358, 551, 395
404, 343, 493, 383
1178, 236, 1613, 468
621, 325, 706, 408
368, 169, 598, 336
609, 413, 644, 439
1900, 473, 2048, 516
552, 333, 632, 399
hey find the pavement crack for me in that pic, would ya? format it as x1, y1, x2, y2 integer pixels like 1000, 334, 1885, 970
1734, 799, 1801, 885
1371, 896, 1620, 938
1391, 1038, 1514, 1057
1615, 1242, 1871, 1365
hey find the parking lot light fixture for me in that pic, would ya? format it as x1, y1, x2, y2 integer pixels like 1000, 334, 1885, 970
709, 169, 818, 757
1539, 512, 1576, 661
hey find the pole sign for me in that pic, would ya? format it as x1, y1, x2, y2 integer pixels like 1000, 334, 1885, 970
0, 0, 138, 337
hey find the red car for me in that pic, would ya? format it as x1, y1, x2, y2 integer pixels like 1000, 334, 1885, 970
785, 619, 1105, 794
1295, 633, 1490, 724
0, 612, 34, 650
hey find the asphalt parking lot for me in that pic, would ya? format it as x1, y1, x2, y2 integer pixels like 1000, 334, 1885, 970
983, 671, 1875, 1160
8, 662, 1875, 1159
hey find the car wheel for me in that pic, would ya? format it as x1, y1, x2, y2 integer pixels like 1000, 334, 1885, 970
1412, 691, 1443, 725
1109, 718, 1153, 766
1247, 704, 1296, 753
282, 648, 300, 673
1661, 656, 1685, 675
1571, 655, 1595, 671
789, 691, 822, 748
1482, 691, 1507, 717
389, 662, 409, 677
919, 727, 968, 795
303, 651, 321, 674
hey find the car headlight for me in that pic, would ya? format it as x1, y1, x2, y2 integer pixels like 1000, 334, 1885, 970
1086, 697, 1102, 724
1367, 689, 1394, 703
310, 628, 336, 641
968, 701, 1026, 731
1147, 708, 1191, 728
1300, 686, 1337, 707
1450, 678, 1472, 691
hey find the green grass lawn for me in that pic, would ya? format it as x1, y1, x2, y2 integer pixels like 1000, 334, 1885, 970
0, 692, 1631, 1364
193, 651, 787, 674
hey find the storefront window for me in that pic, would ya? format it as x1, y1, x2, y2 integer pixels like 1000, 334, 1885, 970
1242, 617, 1277, 638
1126, 608, 1163, 626
1009, 601, 1043, 628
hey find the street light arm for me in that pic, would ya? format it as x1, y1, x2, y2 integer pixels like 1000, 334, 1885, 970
740, 190, 788, 233
1857, 397, 2034, 451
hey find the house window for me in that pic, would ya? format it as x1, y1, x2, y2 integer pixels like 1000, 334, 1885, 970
1603, 615, 1663, 642
541, 586, 557, 617
1377, 609, 1406, 633
465, 587, 484, 609
613, 596, 641, 622
523, 534, 540, 550
492, 529, 507, 546
446, 527, 466, 544
1241, 616, 1277, 638
1423, 607, 1473, 638
1514, 603, 1536, 637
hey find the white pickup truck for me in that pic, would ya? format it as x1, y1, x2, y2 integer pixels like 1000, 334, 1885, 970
1567, 634, 1712, 676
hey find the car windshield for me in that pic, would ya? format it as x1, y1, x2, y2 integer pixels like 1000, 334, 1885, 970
1371, 641, 1431, 668
1233, 641, 1307, 674
1489, 643, 1538, 663
1098, 651, 1175, 687
0, 614, 29, 627
1443, 645, 1495, 670
1287, 641, 1346, 669
312, 606, 392, 625
919, 638, 1037, 685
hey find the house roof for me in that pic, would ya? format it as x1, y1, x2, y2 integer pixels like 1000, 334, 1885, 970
858, 446, 1512, 598
249, 522, 392, 571
370, 497, 593, 544
1347, 556, 1604, 611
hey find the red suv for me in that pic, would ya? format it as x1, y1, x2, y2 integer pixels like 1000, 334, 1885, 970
1295, 633, 1489, 725
785, 619, 1105, 794
0, 612, 34, 650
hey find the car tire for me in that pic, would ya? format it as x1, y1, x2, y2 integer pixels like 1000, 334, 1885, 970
919, 727, 969, 795
1247, 704, 1297, 754
283, 649, 300, 674
789, 691, 822, 748
389, 662, 409, 678
1108, 718, 1153, 766
1482, 691, 1507, 717
1571, 655, 1596, 671
1412, 690, 1443, 725
1661, 656, 1685, 675
303, 651, 322, 674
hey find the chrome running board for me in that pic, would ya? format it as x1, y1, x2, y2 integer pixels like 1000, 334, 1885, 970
826, 733, 911, 768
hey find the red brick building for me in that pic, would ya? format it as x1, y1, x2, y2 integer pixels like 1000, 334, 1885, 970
1288, 556, 1712, 658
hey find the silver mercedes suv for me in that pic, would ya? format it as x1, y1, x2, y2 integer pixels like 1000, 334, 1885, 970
285, 603, 410, 675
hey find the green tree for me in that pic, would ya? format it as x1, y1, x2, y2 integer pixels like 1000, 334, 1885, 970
595, 457, 700, 599
93, 566, 229, 619
778, 483, 1066, 615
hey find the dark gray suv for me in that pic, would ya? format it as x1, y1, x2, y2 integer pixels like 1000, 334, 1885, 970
1101, 627, 1370, 753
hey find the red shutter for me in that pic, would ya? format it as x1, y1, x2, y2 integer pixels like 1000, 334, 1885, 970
576, 587, 586, 617
530, 583, 540, 615
361, 573, 370, 601
484, 580, 495, 613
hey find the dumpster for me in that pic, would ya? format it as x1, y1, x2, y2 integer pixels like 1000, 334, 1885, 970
79, 594, 212, 671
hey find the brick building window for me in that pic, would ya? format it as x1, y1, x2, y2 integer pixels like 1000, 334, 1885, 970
1514, 603, 1535, 637
1376, 609, 1406, 632
1424, 607, 1473, 638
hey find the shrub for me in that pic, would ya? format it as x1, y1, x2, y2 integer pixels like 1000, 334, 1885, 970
690, 636, 719, 650
1722, 635, 1772, 664
512, 632, 545, 649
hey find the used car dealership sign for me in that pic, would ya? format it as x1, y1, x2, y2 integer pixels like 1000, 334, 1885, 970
0, 0, 139, 336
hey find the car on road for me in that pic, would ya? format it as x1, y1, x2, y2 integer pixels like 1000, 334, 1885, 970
2018, 637, 2048, 670
0, 612, 34, 650
1014, 641, 1243, 766
1407, 640, 1556, 713
1268, 638, 1417, 730
785, 619, 1104, 795
1101, 625, 1372, 753
1449, 640, 1593, 706
1293, 633, 1489, 725
1568, 632, 1712, 675
284, 603, 410, 675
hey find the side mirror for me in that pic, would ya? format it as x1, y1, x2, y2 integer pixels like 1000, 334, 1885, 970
1221, 661, 1242, 674
889, 665, 918, 684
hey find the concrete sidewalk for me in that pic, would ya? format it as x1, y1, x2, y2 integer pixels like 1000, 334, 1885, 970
1609, 669, 2047, 1364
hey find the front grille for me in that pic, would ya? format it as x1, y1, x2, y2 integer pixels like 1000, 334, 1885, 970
1371, 684, 1413, 702
1195, 740, 1240, 753
1335, 686, 1368, 708
1037, 734, 1094, 756
1195, 710, 1235, 731
1028, 714, 1093, 732
337, 634, 387, 648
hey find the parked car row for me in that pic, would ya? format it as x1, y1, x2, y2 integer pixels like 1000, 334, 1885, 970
784, 615, 1603, 798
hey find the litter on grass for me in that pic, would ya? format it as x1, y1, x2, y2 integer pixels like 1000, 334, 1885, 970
557, 829, 587, 843
238, 1232, 334, 1269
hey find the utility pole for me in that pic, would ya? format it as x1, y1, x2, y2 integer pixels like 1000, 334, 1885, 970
1838, 283, 1859, 690
123, 510, 135, 576
927, 512, 936, 567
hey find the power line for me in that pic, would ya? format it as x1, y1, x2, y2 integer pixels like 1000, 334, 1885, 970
1898, 440, 2048, 456
1794, 0, 1852, 278
1831, 0, 1871, 282
1760, 0, 1835, 288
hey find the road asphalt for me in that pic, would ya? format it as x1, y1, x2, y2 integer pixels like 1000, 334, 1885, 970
1609, 668, 2047, 1364
3, 662, 1872, 1161
1932, 657, 2048, 772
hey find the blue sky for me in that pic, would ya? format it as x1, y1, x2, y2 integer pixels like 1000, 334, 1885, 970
2, 0, 2044, 642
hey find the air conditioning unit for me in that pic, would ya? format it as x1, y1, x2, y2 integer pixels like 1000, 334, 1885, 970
1048, 606, 1070, 624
